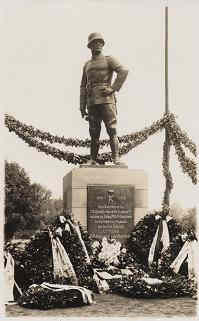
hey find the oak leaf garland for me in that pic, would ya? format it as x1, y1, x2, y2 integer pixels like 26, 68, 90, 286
5, 113, 197, 187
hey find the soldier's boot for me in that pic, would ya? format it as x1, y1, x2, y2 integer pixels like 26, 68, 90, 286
87, 139, 100, 165
110, 136, 120, 165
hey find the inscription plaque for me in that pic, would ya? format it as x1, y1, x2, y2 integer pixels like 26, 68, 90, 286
87, 185, 134, 242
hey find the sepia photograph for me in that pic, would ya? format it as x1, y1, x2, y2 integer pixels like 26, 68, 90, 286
2, 0, 198, 319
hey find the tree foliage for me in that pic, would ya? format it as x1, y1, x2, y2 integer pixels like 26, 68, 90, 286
40, 198, 63, 226
170, 203, 197, 233
5, 161, 52, 239
181, 207, 197, 232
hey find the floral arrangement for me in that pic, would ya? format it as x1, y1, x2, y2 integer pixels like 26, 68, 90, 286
17, 283, 94, 309
5, 215, 95, 296
112, 273, 195, 298
5, 212, 197, 308
125, 211, 183, 271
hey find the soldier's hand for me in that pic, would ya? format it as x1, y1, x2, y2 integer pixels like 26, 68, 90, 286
80, 108, 88, 119
81, 112, 89, 121
101, 87, 115, 96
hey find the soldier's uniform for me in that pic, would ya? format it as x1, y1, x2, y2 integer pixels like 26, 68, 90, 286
80, 33, 128, 163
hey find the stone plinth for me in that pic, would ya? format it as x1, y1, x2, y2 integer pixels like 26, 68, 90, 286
63, 167, 148, 241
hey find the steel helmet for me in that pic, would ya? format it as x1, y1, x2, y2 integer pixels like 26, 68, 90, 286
87, 32, 105, 48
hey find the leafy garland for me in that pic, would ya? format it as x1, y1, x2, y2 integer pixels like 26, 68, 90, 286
166, 114, 197, 184
5, 113, 197, 187
162, 141, 173, 206
5, 113, 171, 148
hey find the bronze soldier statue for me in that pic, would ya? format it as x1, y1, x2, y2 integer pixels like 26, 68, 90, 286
80, 32, 128, 165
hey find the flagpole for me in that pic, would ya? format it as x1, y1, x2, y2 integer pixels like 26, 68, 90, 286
165, 6, 169, 114
163, 5, 171, 208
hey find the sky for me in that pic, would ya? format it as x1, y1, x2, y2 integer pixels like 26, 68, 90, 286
3, 0, 199, 211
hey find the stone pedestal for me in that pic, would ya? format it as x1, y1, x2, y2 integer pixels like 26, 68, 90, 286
63, 167, 148, 241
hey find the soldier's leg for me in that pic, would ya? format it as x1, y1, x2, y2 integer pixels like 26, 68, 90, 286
88, 107, 101, 163
102, 104, 120, 164
107, 127, 120, 164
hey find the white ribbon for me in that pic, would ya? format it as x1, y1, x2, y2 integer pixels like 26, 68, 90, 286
67, 220, 91, 264
4, 252, 15, 302
171, 240, 198, 278
14, 280, 23, 297
93, 272, 110, 293
188, 240, 198, 278
187, 242, 194, 278
148, 215, 172, 266
148, 225, 159, 266
162, 219, 170, 252
49, 231, 78, 285
95, 270, 122, 280
170, 241, 189, 273
73, 222, 91, 264
40, 282, 94, 304
142, 277, 163, 285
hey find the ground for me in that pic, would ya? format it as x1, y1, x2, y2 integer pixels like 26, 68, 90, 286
5, 294, 197, 318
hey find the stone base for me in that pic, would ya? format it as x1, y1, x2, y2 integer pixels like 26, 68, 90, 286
63, 167, 148, 241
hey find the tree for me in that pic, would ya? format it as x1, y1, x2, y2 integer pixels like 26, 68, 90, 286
29, 183, 52, 221
169, 202, 187, 222
181, 207, 197, 232
40, 198, 63, 226
5, 161, 52, 239
5, 161, 31, 218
